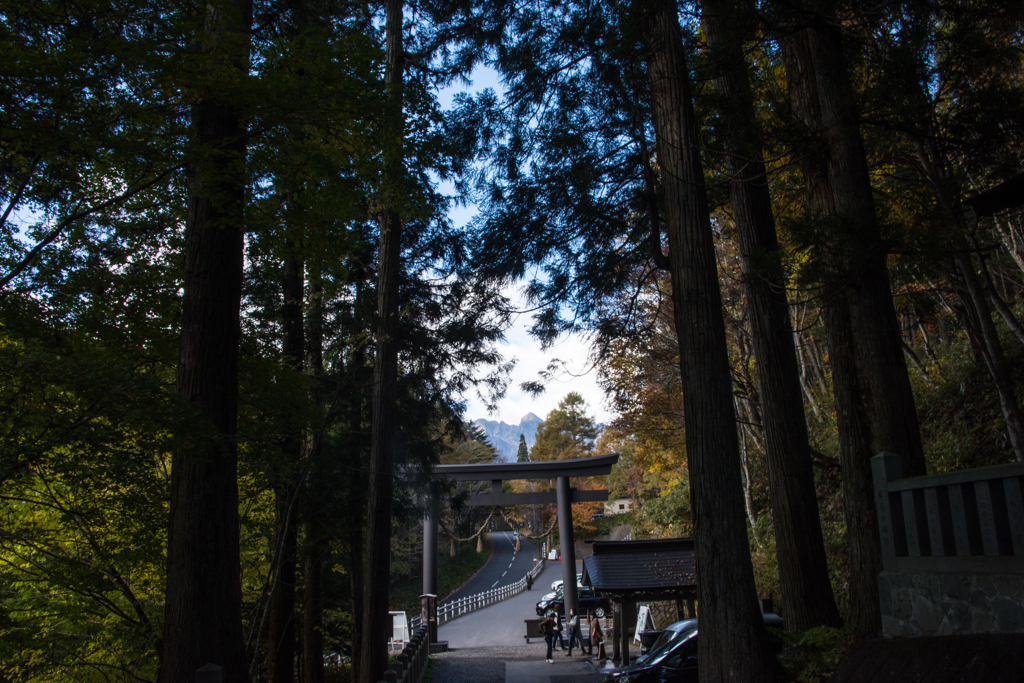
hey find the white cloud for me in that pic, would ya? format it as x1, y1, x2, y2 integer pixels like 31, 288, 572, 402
439, 66, 614, 427
464, 286, 614, 425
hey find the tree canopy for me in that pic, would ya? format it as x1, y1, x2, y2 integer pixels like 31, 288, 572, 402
2, 0, 1024, 680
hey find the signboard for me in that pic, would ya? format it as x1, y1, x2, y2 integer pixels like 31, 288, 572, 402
633, 605, 655, 642
389, 611, 408, 645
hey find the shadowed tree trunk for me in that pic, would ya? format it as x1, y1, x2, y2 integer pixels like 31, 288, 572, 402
269, 245, 305, 683
776, 7, 925, 635
701, 0, 841, 632
805, 19, 926, 475
157, 0, 253, 681
641, 1, 778, 680
358, 0, 403, 680
778, 22, 882, 638
303, 269, 326, 683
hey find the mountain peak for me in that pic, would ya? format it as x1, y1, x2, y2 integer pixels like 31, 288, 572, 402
471, 414, 545, 461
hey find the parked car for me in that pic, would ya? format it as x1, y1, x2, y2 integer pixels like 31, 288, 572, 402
635, 618, 697, 660
536, 587, 611, 618
551, 574, 584, 591
603, 613, 783, 683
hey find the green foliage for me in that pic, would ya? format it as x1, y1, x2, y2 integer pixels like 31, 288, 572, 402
388, 534, 491, 617
589, 510, 635, 536
0, 297, 179, 680
914, 334, 1023, 471
530, 392, 598, 462
776, 626, 856, 683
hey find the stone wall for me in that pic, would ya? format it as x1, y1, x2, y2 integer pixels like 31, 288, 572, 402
879, 570, 1024, 638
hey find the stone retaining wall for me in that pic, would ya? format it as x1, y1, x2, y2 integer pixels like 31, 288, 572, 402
879, 570, 1024, 637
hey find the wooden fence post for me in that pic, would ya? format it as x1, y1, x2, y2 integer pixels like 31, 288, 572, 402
872, 452, 904, 571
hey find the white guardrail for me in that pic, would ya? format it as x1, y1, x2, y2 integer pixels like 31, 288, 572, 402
410, 559, 545, 630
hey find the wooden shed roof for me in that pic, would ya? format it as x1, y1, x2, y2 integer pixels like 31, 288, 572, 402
582, 537, 698, 601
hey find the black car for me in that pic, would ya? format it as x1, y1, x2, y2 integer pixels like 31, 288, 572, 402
535, 587, 611, 618
604, 613, 783, 683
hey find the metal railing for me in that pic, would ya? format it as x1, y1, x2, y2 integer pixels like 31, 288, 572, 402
409, 560, 545, 630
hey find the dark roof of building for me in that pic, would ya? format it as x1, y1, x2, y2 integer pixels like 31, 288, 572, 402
582, 537, 697, 600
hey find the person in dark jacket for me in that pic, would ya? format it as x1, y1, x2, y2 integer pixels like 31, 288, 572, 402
552, 610, 567, 650
541, 614, 555, 663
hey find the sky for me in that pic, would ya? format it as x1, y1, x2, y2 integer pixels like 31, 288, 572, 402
462, 286, 615, 426
440, 68, 615, 427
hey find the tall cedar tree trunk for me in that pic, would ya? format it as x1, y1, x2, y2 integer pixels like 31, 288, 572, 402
347, 351, 367, 683
158, 0, 252, 681
303, 271, 326, 683
358, 1, 403, 680
345, 252, 370, 683
778, 24, 882, 637
806, 19, 926, 474
777, 12, 925, 635
701, 0, 841, 631
641, 2, 778, 680
268, 247, 304, 683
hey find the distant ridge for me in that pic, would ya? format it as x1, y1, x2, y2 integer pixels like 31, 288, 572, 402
472, 413, 544, 462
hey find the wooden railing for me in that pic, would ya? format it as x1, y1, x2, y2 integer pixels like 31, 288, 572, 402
872, 452, 1024, 573
377, 626, 429, 683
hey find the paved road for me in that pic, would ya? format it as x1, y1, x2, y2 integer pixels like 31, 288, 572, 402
439, 560, 578, 648
443, 531, 539, 604
433, 555, 638, 682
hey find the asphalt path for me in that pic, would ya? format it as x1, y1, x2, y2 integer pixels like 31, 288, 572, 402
443, 531, 539, 604
438, 559, 563, 648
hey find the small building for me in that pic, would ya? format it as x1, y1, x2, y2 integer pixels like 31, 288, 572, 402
604, 497, 636, 515
581, 537, 698, 665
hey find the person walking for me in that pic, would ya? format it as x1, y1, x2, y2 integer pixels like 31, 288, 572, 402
541, 614, 555, 663
552, 611, 567, 650
590, 614, 606, 661
565, 608, 585, 656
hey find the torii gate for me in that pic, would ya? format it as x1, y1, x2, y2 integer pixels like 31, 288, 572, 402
420, 453, 619, 643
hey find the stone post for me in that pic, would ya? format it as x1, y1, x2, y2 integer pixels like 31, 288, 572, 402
422, 493, 439, 642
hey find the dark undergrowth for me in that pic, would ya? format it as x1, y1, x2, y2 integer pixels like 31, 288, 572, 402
390, 534, 492, 617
